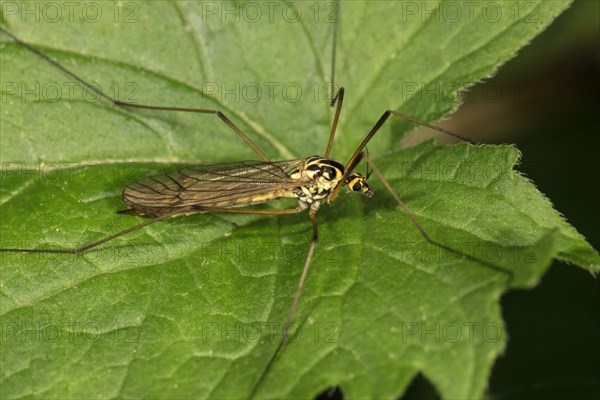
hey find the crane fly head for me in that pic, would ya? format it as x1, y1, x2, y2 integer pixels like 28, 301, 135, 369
345, 172, 374, 197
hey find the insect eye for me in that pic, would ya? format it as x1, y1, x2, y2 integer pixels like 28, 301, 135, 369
352, 182, 362, 191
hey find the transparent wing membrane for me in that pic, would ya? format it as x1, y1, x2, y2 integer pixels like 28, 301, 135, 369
122, 159, 309, 214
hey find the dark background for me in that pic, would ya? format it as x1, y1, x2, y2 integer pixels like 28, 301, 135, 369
485, 0, 599, 397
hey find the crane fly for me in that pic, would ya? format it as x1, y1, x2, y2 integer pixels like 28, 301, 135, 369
0, 10, 514, 397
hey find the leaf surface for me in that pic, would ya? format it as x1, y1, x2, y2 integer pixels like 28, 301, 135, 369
1, 1, 597, 399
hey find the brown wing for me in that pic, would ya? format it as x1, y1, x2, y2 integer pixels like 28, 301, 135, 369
121, 159, 309, 215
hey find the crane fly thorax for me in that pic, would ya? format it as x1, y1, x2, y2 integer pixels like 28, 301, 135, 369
290, 157, 345, 209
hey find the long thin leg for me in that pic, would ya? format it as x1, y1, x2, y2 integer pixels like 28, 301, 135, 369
248, 209, 319, 399
0, 212, 177, 254
190, 205, 304, 216
282, 209, 319, 341
329, 0, 340, 106
0, 27, 270, 162
363, 155, 513, 281
324, 0, 343, 157
328, 109, 476, 202
249, 2, 337, 392
324, 87, 345, 158
0, 206, 304, 254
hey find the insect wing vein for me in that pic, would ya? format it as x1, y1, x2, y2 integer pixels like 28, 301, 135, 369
122, 159, 310, 211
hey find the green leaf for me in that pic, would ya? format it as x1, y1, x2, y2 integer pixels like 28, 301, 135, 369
1, 1, 597, 399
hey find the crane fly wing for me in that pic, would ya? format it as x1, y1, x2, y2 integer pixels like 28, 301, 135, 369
122, 159, 310, 216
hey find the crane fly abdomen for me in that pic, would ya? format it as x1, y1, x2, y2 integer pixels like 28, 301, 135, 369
120, 159, 312, 217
